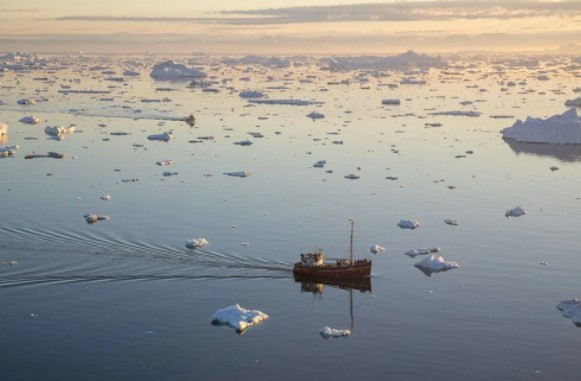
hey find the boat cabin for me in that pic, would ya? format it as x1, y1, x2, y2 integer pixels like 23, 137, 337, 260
299, 252, 325, 267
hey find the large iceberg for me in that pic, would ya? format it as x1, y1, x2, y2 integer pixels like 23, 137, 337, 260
502, 109, 581, 144
211, 304, 268, 332
150, 61, 206, 81
321, 51, 445, 71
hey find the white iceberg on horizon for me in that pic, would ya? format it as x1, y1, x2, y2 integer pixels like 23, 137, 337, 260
211, 304, 268, 332
502, 108, 581, 144
150, 60, 206, 81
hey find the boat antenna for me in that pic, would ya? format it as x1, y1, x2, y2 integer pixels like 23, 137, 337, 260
348, 218, 355, 263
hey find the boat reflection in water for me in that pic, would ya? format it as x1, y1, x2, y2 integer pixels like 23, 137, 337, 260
294, 274, 372, 332
294, 275, 372, 295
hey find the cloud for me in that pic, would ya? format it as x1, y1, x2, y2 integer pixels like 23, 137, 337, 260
54, 1, 581, 25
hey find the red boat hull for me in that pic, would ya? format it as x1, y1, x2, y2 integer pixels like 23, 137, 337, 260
293, 260, 371, 279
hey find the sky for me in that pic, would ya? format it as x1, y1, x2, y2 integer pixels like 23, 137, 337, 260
0, 0, 580, 54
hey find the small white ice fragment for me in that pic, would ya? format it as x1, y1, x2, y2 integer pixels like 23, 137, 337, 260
444, 219, 458, 226
370, 244, 385, 254
211, 304, 268, 332
397, 219, 420, 229
320, 326, 351, 339
185, 238, 209, 249
100, 194, 111, 201
44, 125, 75, 140
156, 160, 176, 166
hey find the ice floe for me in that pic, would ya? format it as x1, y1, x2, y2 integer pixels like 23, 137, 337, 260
320, 327, 351, 339
84, 213, 110, 224
239, 90, 264, 98
185, 238, 209, 249
211, 304, 268, 332
0, 144, 18, 158
444, 219, 459, 226
147, 132, 172, 142
370, 244, 385, 254
557, 299, 581, 325
405, 247, 440, 257
313, 160, 326, 168
224, 171, 251, 178
429, 111, 481, 117
248, 99, 323, 106
344, 174, 360, 180
382, 99, 401, 105
565, 97, 581, 107
44, 126, 75, 140
505, 206, 527, 218
397, 219, 420, 229
0, 122, 7, 136
307, 111, 325, 119
100, 194, 111, 201
150, 60, 206, 80
19, 116, 40, 125
156, 160, 176, 166
414, 254, 459, 273
502, 109, 581, 144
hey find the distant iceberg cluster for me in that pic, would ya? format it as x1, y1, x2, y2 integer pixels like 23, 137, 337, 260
150, 60, 206, 81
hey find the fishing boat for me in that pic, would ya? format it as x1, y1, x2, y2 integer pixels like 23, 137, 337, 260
293, 219, 371, 279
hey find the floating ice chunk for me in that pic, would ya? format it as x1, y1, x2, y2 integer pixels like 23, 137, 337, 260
147, 132, 172, 142
185, 238, 209, 249
0, 122, 7, 136
382, 99, 401, 105
24, 152, 64, 159
565, 97, 581, 107
444, 219, 459, 226
248, 99, 323, 106
123, 69, 140, 77
19, 116, 40, 125
44, 125, 75, 140
320, 326, 351, 339
224, 171, 251, 178
100, 194, 111, 201
307, 111, 325, 119
313, 160, 326, 168
0, 145, 18, 158
84, 213, 110, 224
156, 160, 176, 166
400, 78, 426, 85
211, 304, 268, 332
150, 60, 206, 80
502, 109, 581, 144
234, 140, 253, 146
415, 254, 459, 273
17, 98, 36, 105
397, 219, 420, 229
505, 206, 527, 218
557, 299, 581, 325
344, 174, 360, 180
370, 244, 385, 254
405, 247, 440, 257
163, 171, 178, 177
550, 166, 559, 171
239, 90, 264, 98
429, 111, 481, 117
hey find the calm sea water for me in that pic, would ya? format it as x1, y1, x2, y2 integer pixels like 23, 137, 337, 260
1, 55, 581, 380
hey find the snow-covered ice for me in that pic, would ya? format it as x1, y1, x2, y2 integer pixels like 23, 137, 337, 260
185, 238, 209, 249
370, 244, 385, 254
414, 254, 459, 273
44, 125, 75, 140
211, 304, 268, 332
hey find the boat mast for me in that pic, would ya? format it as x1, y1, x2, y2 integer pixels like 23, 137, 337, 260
348, 218, 355, 263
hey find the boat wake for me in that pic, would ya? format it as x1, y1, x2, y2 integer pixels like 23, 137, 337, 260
0, 227, 294, 287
